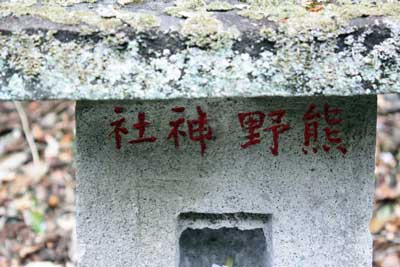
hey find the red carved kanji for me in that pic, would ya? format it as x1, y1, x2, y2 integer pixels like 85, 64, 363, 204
302, 103, 347, 155
167, 107, 187, 149
167, 106, 213, 156
238, 111, 265, 149
302, 104, 321, 154
323, 104, 347, 154
128, 112, 157, 144
264, 110, 290, 156
187, 106, 213, 156
109, 106, 128, 150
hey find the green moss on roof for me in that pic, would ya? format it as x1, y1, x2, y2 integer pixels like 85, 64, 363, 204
0, 1, 400, 101
116, 0, 143, 6
42, 0, 98, 6
181, 12, 240, 49
0, 4, 123, 31
237, 1, 400, 22
234, 1, 400, 36
0, 2, 159, 32
164, 0, 206, 18
161, 0, 400, 42
206, 1, 234, 11
1, 0, 400, 40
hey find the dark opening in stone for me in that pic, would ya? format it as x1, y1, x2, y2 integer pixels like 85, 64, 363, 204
179, 227, 268, 267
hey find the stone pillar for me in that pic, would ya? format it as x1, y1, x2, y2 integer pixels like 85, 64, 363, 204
76, 96, 376, 267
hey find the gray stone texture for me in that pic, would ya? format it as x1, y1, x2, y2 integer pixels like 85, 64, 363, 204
1, 1, 400, 100
76, 96, 376, 267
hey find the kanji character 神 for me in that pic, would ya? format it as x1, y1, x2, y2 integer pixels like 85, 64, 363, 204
167, 106, 213, 156
167, 107, 187, 149
109, 106, 128, 150
187, 106, 213, 156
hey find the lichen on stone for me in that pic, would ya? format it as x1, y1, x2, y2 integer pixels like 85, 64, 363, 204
330, 2, 400, 21
0, 0, 36, 17
123, 13, 160, 31
1, 0, 400, 100
181, 12, 240, 49
164, 0, 240, 48
1, 17, 400, 100
238, 0, 400, 34
0, 2, 160, 33
206, 1, 234, 11
232, 0, 400, 45
0, 0, 37, 7
116, 0, 143, 6
165, 0, 234, 18
42, 0, 98, 7
0, 4, 121, 31
164, 0, 206, 18
259, 26, 278, 41
95, 7, 160, 31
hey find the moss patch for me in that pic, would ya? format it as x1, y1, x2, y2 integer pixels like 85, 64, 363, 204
0, 3, 159, 32
164, 0, 206, 18
117, 0, 143, 6
206, 1, 234, 12
238, 1, 400, 34
41, 0, 98, 6
181, 12, 239, 49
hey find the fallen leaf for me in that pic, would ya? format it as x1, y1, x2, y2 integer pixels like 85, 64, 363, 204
381, 253, 400, 267
370, 217, 385, 234
48, 195, 59, 209
0, 129, 22, 156
13, 195, 33, 212
22, 162, 49, 182
44, 135, 59, 159
32, 125, 45, 141
0, 152, 29, 172
19, 244, 41, 259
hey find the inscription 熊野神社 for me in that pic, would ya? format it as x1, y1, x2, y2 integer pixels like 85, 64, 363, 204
108, 103, 347, 156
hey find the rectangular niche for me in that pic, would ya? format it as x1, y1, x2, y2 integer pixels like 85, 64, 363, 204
177, 212, 272, 267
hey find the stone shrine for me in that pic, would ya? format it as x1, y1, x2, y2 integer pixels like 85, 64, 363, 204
1, 1, 400, 267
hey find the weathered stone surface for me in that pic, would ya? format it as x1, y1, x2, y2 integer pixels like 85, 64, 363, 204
76, 95, 376, 267
0, 1, 400, 100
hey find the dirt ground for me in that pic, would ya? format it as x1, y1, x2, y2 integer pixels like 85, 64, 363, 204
0, 96, 399, 267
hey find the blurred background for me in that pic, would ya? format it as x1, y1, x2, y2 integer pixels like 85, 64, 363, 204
0, 96, 399, 267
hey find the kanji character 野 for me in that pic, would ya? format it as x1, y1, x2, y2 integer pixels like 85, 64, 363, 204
264, 109, 290, 156
238, 111, 265, 149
